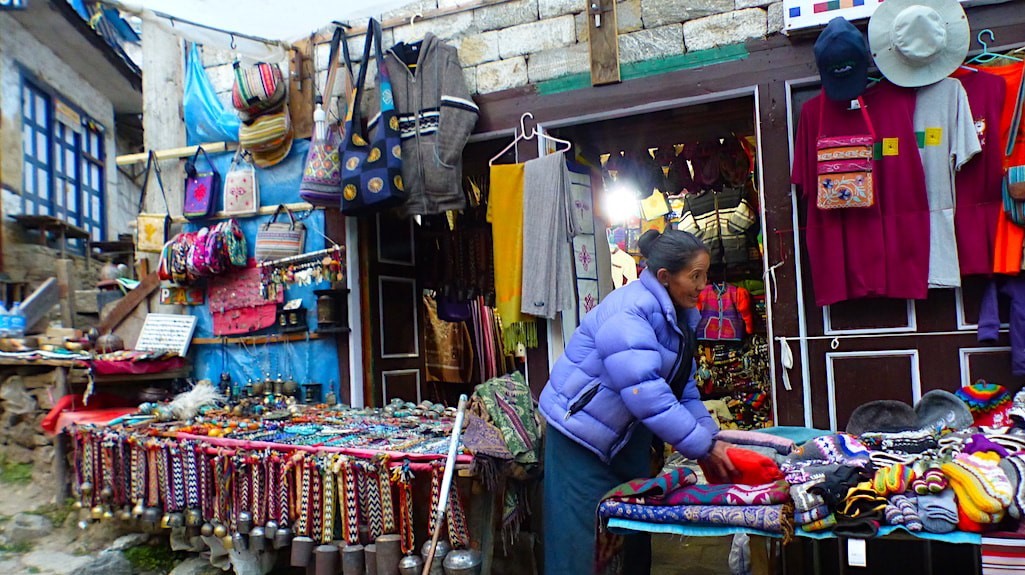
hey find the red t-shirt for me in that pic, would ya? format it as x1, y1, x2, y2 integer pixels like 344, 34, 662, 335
792, 82, 930, 306
953, 70, 1007, 276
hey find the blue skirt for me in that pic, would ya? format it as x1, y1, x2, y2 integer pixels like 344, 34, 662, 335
543, 425, 655, 575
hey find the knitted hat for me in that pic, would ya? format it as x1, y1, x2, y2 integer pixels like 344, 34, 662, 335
956, 381, 1013, 427
1008, 389, 1025, 427
846, 400, 919, 436
787, 434, 871, 466
917, 489, 958, 533
915, 389, 974, 433
873, 464, 915, 496
940, 452, 1012, 524
964, 434, 1011, 458
702, 447, 783, 486
998, 455, 1025, 520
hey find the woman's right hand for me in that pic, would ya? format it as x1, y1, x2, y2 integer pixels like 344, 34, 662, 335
698, 440, 738, 484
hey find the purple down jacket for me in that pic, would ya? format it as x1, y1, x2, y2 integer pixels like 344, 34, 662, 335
539, 270, 718, 464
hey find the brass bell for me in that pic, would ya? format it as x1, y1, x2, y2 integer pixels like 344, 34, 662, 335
80, 482, 94, 496
213, 523, 228, 538
200, 523, 214, 537
249, 527, 266, 552
237, 511, 253, 534
264, 520, 278, 539
160, 514, 171, 529
100, 487, 114, 501
118, 507, 133, 521
141, 507, 161, 526
222, 534, 234, 551
90, 506, 104, 520
73, 501, 83, 510
168, 513, 185, 528
185, 508, 202, 527
132, 501, 145, 517
102, 509, 115, 521
273, 525, 293, 549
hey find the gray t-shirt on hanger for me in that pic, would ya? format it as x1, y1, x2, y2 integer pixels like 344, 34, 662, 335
914, 78, 982, 289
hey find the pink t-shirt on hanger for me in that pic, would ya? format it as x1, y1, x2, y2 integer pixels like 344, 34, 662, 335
792, 81, 930, 306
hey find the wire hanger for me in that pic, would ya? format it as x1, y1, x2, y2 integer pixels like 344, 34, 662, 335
967, 29, 1023, 64
488, 112, 572, 165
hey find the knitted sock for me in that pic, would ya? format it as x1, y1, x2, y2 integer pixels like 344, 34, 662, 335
941, 453, 1012, 524
884, 502, 904, 525
917, 490, 958, 534
873, 463, 915, 496
911, 467, 947, 495
892, 494, 923, 532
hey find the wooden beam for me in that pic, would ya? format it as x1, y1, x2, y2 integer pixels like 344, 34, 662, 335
587, 0, 621, 86
19, 278, 60, 334
116, 142, 237, 166
191, 332, 323, 345
97, 272, 161, 334
289, 41, 315, 141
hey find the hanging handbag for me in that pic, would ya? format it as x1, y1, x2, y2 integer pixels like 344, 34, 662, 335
208, 266, 284, 336
183, 146, 220, 220
815, 94, 876, 210
223, 149, 259, 216
231, 61, 287, 122
255, 204, 306, 262
136, 151, 172, 253
340, 18, 406, 216
300, 25, 353, 207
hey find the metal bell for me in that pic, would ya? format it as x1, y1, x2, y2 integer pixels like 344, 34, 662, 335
249, 527, 266, 552
90, 506, 104, 520
118, 507, 133, 521
102, 509, 115, 520
398, 554, 424, 575
264, 520, 278, 539
80, 482, 94, 496
273, 525, 293, 549
185, 508, 202, 527
232, 532, 247, 552
141, 507, 161, 526
168, 512, 185, 528
200, 522, 215, 537
160, 514, 172, 529
442, 550, 482, 575
213, 523, 228, 538
73, 501, 83, 510
422, 540, 451, 562
100, 487, 114, 501
132, 501, 145, 517
291, 536, 315, 567
222, 534, 234, 551
237, 511, 253, 534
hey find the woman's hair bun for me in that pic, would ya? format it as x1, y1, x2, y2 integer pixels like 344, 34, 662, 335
637, 229, 661, 258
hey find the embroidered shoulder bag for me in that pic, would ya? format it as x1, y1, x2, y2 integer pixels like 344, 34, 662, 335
223, 149, 259, 216
136, 151, 172, 253
184, 146, 220, 220
300, 25, 352, 206
815, 94, 876, 210
340, 18, 406, 216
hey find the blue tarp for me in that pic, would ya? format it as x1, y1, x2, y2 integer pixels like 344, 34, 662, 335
184, 139, 342, 402
184, 43, 241, 145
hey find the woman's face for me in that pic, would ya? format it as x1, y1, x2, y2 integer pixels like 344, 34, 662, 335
657, 251, 710, 309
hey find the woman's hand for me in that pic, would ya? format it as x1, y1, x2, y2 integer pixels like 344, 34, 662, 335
698, 440, 738, 484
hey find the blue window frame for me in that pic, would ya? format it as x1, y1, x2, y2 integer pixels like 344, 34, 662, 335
20, 76, 106, 244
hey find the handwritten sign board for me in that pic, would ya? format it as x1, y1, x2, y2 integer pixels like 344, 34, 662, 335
135, 314, 197, 356
783, 0, 969, 33
0, 0, 28, 10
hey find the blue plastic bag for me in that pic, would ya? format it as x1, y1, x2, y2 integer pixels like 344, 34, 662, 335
184, 43, 240, 145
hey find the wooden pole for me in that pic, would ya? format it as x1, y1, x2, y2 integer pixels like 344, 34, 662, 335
421, 395, 467, 575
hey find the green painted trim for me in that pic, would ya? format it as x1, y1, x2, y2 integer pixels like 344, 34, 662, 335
535, 44, 750, 96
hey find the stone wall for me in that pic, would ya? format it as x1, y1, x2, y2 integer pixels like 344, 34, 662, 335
0, 14, 138, 312
198, 0, 782, 97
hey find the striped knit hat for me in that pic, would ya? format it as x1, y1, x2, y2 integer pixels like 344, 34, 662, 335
955, 381, 1012, 427
940, 452, 1012, 524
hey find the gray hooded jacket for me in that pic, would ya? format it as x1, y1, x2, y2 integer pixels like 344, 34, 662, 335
379, 33, 479, 216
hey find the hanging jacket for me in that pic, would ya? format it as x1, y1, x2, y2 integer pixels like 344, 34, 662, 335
382, 33, 479, 216
678, 187, 756, 266
978, 277, 1025, 376
538, 270, 719, 464
696, 283, 754, 341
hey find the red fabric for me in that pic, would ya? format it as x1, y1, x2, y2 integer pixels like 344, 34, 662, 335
958, 506, 989, 533
952, 70, 1007, 276
701, 447, 783, 486
974, 403, 1013, 428
88, 356, 186, 375
792, 83, 929, 306
41, 393, 136, 435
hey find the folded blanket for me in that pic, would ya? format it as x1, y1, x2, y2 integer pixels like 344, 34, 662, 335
641, 480, 791, 506
795, 505, 831, 525
801, 513, 836, 532
716, 429, 795, 456
791, 475, 826, 514
600, 467, 697, 503
598, 500, 794, 540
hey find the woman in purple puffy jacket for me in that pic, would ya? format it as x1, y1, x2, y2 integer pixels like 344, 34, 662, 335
539, 228, 737, 575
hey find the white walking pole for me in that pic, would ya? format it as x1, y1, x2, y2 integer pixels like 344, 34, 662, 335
422, 394, 468, 575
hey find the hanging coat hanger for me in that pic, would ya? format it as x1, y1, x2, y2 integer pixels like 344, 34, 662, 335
967, 29, 1023, 64
488, 112, 572, 165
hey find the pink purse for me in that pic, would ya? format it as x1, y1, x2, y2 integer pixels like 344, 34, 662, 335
207, 266, 283, 335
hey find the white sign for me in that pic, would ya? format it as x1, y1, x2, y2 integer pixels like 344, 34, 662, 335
783, 0, 969, 32
135, 314, 197, 356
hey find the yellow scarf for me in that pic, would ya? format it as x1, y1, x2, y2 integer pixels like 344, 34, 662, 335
487, 163, 526, 329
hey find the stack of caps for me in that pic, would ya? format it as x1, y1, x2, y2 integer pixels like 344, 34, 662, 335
233, 61, 293, 168
955, 381, 1013, 427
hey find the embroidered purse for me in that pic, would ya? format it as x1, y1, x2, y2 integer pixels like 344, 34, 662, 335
815, 95, 876, 210
136, 151, 172, 253
184, 146, 220, 220
208, 266, 283, 336
255, 204, 305, 262
223, 149, 259, 216
300, 25, 352, 207
340, 18, 406, 216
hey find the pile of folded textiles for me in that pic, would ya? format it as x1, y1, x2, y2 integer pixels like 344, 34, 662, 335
785, 383, 1025, 537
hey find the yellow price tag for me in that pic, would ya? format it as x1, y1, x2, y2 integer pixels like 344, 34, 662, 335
882, 138, 899, 156
925, 127, 943, 147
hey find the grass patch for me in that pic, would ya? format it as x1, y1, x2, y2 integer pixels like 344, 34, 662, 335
0, 456, 32, 485
123, 545, 188, 574
0, 541, 34, 553
27, 567, 40, 574
31, 499, 75, 527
